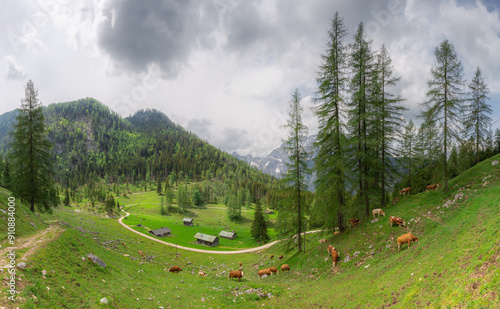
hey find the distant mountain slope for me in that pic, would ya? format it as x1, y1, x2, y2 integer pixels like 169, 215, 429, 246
0, 98, 276, 190
232, 135, 317, 190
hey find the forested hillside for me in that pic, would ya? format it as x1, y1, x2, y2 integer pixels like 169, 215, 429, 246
0, 98, 278, 206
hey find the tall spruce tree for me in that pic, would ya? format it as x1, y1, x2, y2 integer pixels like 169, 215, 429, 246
348, 22, 374, 216
314, 12, 349, 233
464, 66, 491, 164
251, 202, 269, 243
399, 119, 416, 189
371, 44, 406, 207
280, 89, 309, 252
421, 40, 465, 192
9, 80, 57, 212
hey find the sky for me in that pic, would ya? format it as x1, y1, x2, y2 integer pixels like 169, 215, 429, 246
1, 0, 500, 157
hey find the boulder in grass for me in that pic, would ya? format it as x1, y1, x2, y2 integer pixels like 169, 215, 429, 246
17, 262, 26, 269
87, 254, 106, 268
100, 297, 108, 304
492, 160, 499, 166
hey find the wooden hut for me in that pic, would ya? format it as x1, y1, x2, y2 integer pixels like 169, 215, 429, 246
219, 231, 237, 240
148, 227, 172, 237
183, 218, 194, 226
194, 233, 219, 247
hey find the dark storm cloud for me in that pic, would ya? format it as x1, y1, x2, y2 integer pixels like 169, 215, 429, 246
98, 0, 219, 76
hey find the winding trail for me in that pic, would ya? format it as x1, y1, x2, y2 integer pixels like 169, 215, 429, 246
118, 209, 320, 255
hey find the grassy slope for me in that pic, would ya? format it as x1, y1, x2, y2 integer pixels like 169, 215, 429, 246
3, 155, 500, 308
0, 187, 48, 241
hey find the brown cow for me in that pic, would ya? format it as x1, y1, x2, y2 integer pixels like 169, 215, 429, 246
270, 255, 274, 260
331, 247, 340, 267
426, 183, 441, 192
327, 245, 334, 255
198, 271, 206, 278
400, 187, 411, 196
281, 264, 290, 273
389, 216, 406, 228
169, 266, 182, 274
268, 267, 278, 275
319, 238, 327, 243
372, 208, 385, 218
258, 269, 271, 278
349, 218, 360, 228
397, 233, 419, 251
229, 270, 243, 281
278, 255, 284, 260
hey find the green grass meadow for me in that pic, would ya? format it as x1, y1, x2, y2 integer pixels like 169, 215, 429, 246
1, 155, 500, 308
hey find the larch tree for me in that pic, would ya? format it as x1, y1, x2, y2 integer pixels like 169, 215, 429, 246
463, 66, 491, 164
9, 80, 57, 212
279, 89, 309, 252
421, 40, 465, 192
399, 119, 416, 189
348, 22, 374, 216
313, 12, 349, 233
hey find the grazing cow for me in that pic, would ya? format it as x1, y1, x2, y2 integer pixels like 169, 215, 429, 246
349, 218, 360, 228
372, 208, 386, 218
327, 245, 334, 255
169, 266, 182, 274
239, 267, 243, 272
334, 231, 340, 236
281, 264, 290, 273
270, 255, 274, 260
229, 270, 244, 281
392, 197, 400, 205
400, 187, 411, 196
389, 216, 406, 228
331, 248, 340, 267
278, 255, 284, 260
426, 183, 441, 192
258, 269, 272, 278
397, 233, 419, 251
268, 267, 278, 275
319, 239, 327, 244
198, 271, 206, 278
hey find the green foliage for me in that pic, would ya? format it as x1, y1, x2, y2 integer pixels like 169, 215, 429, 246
156, 179, 162, 195
192, 189, 203, 206
251, 203, 269, 243
63, 187, 70, 206
9, 80, 57, 212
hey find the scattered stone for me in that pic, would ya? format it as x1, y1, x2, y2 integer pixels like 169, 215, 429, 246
17, 262, 26, 269
100, 298, 108, 304
353, 251, 360, 258
0, 209, 6, 214
42, 270, 47, 277
86, 254, 106, 268
492, 160, 499, 166
30, 222, 36, 228
364, 265, 370, 269
343, 255, 351, 263
371, 218, 379, 223
324, 257, 329, 263
75, 209, 81, 213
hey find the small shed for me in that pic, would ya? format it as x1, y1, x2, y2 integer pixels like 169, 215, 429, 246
148, 227, 172, 237
219, 231, 237, 240
183, 218, 194, 226
194, 233, 219, 247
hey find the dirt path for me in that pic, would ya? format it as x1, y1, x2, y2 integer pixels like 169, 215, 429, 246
0, 225, 64, 269
118, 209, 320, 255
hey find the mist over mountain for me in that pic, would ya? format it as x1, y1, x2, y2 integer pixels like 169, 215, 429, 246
232, 135, 317, 190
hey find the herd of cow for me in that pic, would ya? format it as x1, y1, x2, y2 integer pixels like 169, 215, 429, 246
167, 183, 436, 280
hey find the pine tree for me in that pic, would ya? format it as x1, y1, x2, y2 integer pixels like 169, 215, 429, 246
192, 190, 203, 206
280, 89, 310, 252
251, 202, 269, 243
314, 12, 349, 233
9, 80, 57, 212
348, 22, 374, 217
422, 40, 465, 192
63, 187, 70, 206
157, 178, 163, 195
464, 66, 491, 164
3, 160, 11, 190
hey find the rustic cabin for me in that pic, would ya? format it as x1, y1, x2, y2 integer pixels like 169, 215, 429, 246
183, 218, 194, 226
148, 227, 172, 237
219, 231, 237, 240
194, 233, 219, 247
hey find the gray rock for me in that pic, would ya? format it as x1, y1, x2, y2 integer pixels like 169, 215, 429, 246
17, 262, 26, 269
353, 251, 360, 258
86, 254, 106, 268
30, 222, 36, 228
343, 255, 351, 263
492, 160, 499, 166
371, 218, 379, 223
100, 298, 108, 304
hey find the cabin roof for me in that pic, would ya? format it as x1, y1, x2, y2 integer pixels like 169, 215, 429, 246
219, 231, 236, 238
194, 232, 217, 242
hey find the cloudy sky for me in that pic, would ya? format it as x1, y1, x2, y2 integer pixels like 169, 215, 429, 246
1, 0, 500, 157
